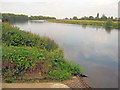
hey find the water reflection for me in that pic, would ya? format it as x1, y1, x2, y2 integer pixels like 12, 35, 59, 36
105, 27, 113, 34
12, 21, 118, 88
30, 20, 45, 23
8, 20, 28, 25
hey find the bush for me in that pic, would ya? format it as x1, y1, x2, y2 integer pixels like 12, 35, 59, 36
105, 18, 113, 28
44, 70, 72, 81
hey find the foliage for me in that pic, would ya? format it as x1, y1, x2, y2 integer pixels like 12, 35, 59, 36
44, 70, 72, 81
73, 16, 78, 20
105, 18, 113, 28
81, 16, 89, 20
101, 14, 107, 21
2, 23, 82, 82
97, 13, 99, 18
89, 16, 94, 20
4, 79, 12, 83
2, 23, 58, 51
47, 19, 119, 30
2, 13, 56, 23
29, 15, 56, 20
2, 13, 28, 22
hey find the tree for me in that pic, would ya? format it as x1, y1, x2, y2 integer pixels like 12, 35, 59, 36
73, 16, 78, 20
65, 17, 69, 20
101, 14, 107, 20
105, 18, 113, 28
89, 16, 94, 20
110, 16, 113, 20
81, 16, 89, 20
97, 13, 99, 18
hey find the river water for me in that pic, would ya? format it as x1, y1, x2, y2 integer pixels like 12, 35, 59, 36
12, 20, 118, 88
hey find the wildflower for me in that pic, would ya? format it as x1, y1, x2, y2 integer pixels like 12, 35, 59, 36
48, 38, 50, 40
10, 61, 13, 63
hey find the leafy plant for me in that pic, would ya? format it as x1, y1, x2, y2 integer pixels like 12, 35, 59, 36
2, 23, 83, 82
4, 79, 12, 83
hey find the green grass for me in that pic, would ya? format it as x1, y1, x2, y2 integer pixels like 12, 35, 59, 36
47, 19, 120, 30
2, 22, 82, 82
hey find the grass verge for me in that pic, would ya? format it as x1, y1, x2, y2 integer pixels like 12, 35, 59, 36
47, 19, 120, 30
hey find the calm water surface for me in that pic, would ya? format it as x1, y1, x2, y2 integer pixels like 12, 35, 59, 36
13, 20, 118, 88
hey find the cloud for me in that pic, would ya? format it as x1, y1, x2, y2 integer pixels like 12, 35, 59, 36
1, 0, 118, 18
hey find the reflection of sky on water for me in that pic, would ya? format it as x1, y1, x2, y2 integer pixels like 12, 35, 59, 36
13, 21, 118, 88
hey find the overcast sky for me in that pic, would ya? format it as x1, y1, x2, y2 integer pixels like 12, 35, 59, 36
0, 0, 119, 19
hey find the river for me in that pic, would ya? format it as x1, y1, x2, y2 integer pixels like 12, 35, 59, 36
12, 20, 118, 88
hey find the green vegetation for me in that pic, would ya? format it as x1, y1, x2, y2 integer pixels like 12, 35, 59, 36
4, 78, 12, 83
73, 16, 78, 20
105, 18, 113, 28
47, 19, 119, 30
2, 13, 28, 22
2, 13, 56, 22
2, 23, 58, 51
2, 23, 82, 82
29, 16, 56, 20
68, 13, 118, 21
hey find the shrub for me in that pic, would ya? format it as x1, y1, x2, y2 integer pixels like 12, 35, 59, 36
105, 18, 113, 28
45, 70, 72, 81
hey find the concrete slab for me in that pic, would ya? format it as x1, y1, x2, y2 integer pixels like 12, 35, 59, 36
2, 83, 70, 88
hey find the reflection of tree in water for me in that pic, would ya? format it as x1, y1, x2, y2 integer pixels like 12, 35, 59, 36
9, 20, 28, 24
30, 20, 45, 23
82, 25, 87, 29
105, 27, 112, 34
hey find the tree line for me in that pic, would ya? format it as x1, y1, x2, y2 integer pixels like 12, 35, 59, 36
2, 13, 119, 22
2, 13, 56, 22
65, 13, 118, 21
2, 13, 29, 22
29, 16, 56, 20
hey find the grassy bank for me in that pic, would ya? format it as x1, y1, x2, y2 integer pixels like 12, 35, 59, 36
2, 23, 82, 83
47, 19, 120, 30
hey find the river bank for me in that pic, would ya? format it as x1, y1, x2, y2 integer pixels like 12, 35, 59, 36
47, 19, 119, 30
2, 22, 83, 83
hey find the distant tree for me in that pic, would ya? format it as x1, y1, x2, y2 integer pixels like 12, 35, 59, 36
101, 14, 107, 20
119, 17, 120, 21
110, 16, 113, 20
105, 18, 113, 28
81, 16, 89, 20
2, 13, 28, 22
94, 13, 99, 20
29, 15, 56, 20
97, 13, 99, 18
73, 16, 78, 20
65, 17, 69, 20
89, 16, 94, 20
